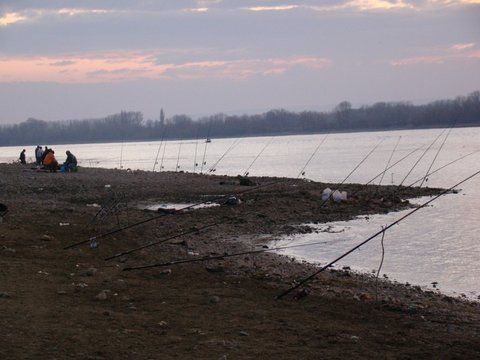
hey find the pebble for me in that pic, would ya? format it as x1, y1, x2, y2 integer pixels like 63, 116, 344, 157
95, 290, 109, 301
238, 331, 249, 337
209, 295, 220, 304
57, 290, 67, 295
205, 265, 224, 273
160, 269, 172, 275
41, 234, 54, 241
0, 292, 11, 299
80, 267, 98, 277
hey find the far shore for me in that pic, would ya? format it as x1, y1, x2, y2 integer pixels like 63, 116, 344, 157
0, 122, 478, 148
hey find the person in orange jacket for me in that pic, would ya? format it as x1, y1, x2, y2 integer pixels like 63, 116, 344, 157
43, 149, 59, 172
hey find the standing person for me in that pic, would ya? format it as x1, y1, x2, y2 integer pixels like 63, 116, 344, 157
62, 150, 78, 172
41, 146, 49, 164
19, 149, 26, 165
35, 146, 43, 166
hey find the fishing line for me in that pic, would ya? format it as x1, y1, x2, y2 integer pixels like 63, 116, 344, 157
375, 226, 386, 302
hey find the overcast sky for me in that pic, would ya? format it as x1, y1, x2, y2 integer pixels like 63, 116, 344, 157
0, 0, 479, 123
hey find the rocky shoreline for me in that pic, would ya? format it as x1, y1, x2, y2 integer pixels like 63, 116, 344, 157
0, 163, 479, 359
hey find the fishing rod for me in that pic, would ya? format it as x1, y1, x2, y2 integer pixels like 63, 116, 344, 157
64, 178, 286, 250
105, 220, 226, 261
320, 138, 384, 206
104, 138, 336, 261
347, 144, 422, 201
175, 140, 183, 172
208, 138, 242, 173
399, 129, 446, 186
152, 129, 166, 172
378, 136, 401, 187
193, 126, 200, 173
119, 138, 125, 169
87, 196, 118, 229
359, 145, 423, 191
200, 122, 212, 174
123, 240, 329, 271
159, 137, 168, 172
419, 126, 454, 188
296, 134, 329, 178
276, 168, 480, 299
407, 149, 480, 188
243, 137, 274, 177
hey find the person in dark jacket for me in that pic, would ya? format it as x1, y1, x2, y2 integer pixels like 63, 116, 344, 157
19, 149, 26, 164
63, 150, 78, 172
41, 146, 49, 164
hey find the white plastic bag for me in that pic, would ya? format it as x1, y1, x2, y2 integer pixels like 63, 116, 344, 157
322, 188, 332, 201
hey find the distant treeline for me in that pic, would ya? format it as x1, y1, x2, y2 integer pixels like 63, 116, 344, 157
1, 91, 479, 146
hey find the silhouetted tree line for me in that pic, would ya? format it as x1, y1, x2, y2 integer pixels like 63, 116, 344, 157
0, 92, 479, 146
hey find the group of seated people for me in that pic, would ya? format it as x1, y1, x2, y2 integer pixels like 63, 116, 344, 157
23, 146, 78, 172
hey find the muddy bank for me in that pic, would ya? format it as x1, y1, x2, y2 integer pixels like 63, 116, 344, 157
0, 163, 479, 359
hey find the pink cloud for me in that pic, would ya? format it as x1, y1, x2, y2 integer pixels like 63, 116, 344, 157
0, 51, 331, 83
390, 43, 479, 66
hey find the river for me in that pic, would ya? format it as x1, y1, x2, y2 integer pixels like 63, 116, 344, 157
1, 127, 479, 298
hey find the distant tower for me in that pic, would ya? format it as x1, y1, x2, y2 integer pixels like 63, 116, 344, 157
160, 108, 165, 126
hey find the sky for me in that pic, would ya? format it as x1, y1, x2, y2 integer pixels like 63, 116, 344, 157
0, 0, 479, 123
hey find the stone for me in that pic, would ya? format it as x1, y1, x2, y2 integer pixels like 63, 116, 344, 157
57, 290, 67, 295
209, 295, 220, 304
41, 234, 54, 241
205, 265, 224, 273
0, 292, 11, 299
80, 267, 97, 277
238, 176, 256, 186
95, 290, 108, 301
239, 331, 249, 336
224, 196, 241, 206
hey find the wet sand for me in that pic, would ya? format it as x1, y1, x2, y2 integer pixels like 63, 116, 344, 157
0, 163, 479, 359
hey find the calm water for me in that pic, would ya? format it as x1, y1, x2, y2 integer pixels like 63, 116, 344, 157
1, 127, 479, 297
